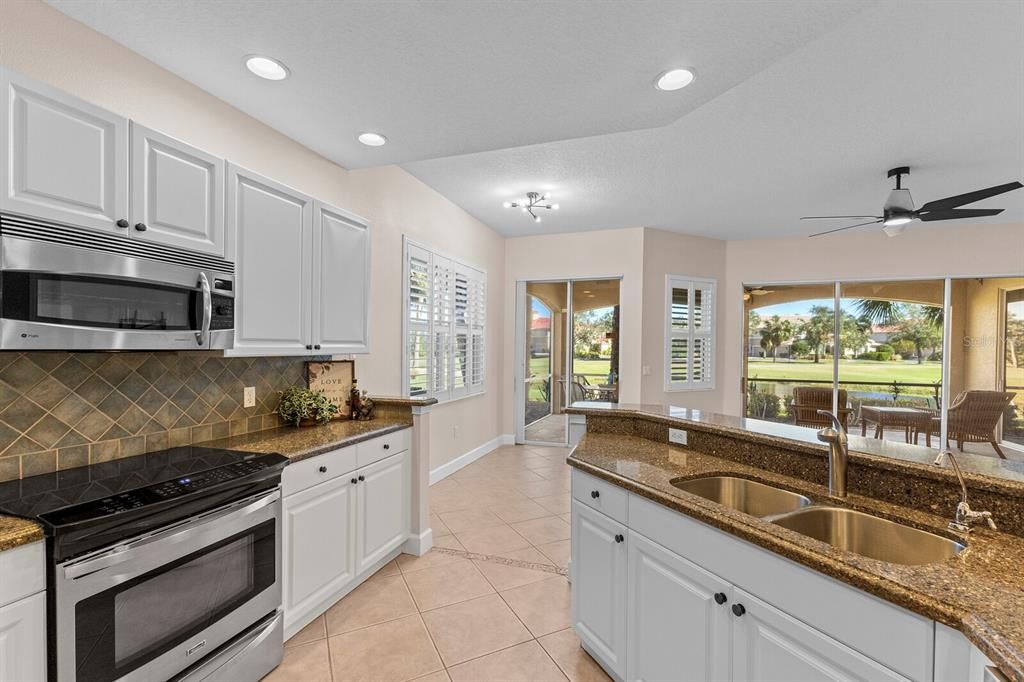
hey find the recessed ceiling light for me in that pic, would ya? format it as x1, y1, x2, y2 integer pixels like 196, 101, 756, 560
357, 132, 387, 147
245, 55, 290, 81
655, 68, 695, 91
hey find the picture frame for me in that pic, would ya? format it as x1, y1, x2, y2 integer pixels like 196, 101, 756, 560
306, 360, 355, 418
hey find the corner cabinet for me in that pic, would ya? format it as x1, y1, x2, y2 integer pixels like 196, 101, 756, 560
570, 469, 936, 682
228, 164, 370, 356
1, 70, 128, 234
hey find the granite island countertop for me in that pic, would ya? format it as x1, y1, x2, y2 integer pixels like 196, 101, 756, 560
568, 432, 1024, 682
0, 417, 413, 552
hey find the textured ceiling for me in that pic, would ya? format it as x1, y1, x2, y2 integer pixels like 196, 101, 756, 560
47, 0, 1024, 240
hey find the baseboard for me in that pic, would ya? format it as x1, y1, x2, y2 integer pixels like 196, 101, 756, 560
429, 434, 511, 485
500, 433, 515, 445
402, 528, 433, 556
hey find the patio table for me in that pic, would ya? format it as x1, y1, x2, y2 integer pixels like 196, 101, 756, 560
859, 405, 936, 447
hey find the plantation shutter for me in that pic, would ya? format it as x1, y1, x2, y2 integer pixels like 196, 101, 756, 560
666, 276, 716, 391
403, 238, 487, 401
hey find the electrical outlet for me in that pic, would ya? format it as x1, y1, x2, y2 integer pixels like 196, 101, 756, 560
243, 386, 256, 408
669, 428, 688, 446
642, 365, 651, 376
453, 424, 461, 440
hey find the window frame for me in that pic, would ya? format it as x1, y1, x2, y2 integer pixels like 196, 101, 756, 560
665, 275, 717, 392
402, 237, 486, 403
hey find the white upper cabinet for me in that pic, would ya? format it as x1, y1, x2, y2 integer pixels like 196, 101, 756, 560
130, 123, 228, 257
312, 201, 370, 354
1, 70, 128, 234
228, 164, 313, 355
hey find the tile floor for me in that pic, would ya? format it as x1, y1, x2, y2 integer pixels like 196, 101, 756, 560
268, 444, 610, 682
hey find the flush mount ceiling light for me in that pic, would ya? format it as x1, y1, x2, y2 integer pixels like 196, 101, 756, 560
245, 55, 290, 81
655, 68, 695, 91
502, 191, 559, 223
357, 132, 387, 147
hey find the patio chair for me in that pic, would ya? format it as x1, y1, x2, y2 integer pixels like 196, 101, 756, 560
573, 373, 608, 400
791, 386, 853, 430
929, 390, 1016, 458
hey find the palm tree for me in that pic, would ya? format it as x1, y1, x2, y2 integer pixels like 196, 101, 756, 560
799, 305, 834, 363
759, 316, 793, 363
854, 299, 943, 326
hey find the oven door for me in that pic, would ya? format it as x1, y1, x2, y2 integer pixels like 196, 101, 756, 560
0, 234, 233, 350
54, 490, 281, 682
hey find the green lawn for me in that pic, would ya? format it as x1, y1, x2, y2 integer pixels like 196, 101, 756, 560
747, 358, 941, 388
529, 357, 611, 379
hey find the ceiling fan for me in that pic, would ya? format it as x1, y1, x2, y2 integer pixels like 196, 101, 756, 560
743, 286, 775, 302
802, 167, 1023, 238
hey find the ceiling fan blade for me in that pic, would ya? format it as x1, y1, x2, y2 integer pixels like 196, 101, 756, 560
917, 181, 1023, 212
801, 215, 881, 220
808, 218, 883, 237
916, 208, 1004, 222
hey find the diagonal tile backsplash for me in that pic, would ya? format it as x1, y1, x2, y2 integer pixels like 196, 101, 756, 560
0, 351, 315, 481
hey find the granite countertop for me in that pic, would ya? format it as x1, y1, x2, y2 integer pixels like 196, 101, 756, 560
568, 432, 1024, 682
0, 417, 414, 552
198, 417, 413, 462
567, 401, 1024, 485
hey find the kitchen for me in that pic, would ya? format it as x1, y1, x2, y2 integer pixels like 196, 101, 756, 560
1, 1, 1023, 682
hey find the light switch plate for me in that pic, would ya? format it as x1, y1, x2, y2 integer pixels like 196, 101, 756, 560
243, 386, 256, 408
669, 428, 688, 446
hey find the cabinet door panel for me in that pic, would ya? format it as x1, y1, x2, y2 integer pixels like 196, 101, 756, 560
0, 591, 46, 682
130, 124, 225, 256
283, 478, 356, 632
732, 589, 910, 682
1, 71, 127, 233
570, 501, 627, 679
228, 165, 312, 354
312, 201, 369, 353
627, 531, 731, 682
356, 451, 410, 574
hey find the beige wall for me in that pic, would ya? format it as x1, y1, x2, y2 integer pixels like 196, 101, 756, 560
640, 228, 727, 411
957, 277, 1024, 397
1, 0, 506, 472
503, 228, 645, 435
723, 224, 1024, 415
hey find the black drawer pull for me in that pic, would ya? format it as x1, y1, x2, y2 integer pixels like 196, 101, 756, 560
318, 466, 327, 473
383, 444, 390, 450
732, 604, 746, 617
134, 222, 147, 231
714, 592, 727, 605
591, 490, 600, 499
358, 475, 365, 481
115, 218, 129, 228
351, 477, 358, 484
614, 534, 624, 543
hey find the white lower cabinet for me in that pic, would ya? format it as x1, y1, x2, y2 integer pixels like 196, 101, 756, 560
356, 450, 411, 574
571, 500, 628, 679
282, 434, 411, 637
731, 590, 909, 682
570, 470, 934, 682
627, 531, 731, 682
0, 592, 46, 682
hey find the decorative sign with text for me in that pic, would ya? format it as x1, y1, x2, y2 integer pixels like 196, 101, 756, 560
306, 361, 354, 418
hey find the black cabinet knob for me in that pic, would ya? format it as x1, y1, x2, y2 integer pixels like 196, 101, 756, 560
714, 592, 727, 605
383, 444, 390, 450
314, 344, 321, 350
318, 466, 327, 473
731, 604, 746, 617
351, 478, 358, 484
591, 490, 600, 499
115, 218, 129, 228
306, 344, 313, 350
134, 222, 147, 231
358, 474, 365, 482
614, 534, 624, 543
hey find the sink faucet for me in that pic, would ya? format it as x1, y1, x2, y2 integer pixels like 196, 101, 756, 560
816, 410, 848, 497
933, 450, 997, 532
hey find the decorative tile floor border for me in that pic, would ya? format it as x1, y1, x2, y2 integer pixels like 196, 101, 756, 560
432, 545, 569, 577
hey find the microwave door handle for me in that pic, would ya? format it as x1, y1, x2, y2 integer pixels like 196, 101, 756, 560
196, 272, 212, 346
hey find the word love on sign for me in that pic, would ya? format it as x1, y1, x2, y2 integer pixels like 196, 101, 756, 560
306, 361, 354, 418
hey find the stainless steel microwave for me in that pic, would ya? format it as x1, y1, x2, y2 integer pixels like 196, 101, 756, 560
0, 213, 234, 350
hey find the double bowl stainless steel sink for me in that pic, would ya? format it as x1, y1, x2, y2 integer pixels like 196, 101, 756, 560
670, 476, 965, 566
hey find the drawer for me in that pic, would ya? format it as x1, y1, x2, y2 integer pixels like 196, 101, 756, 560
571, 469, 628, 524
0, 541, 45, 607
356, 429, 411, 468
283, 446, 358, 497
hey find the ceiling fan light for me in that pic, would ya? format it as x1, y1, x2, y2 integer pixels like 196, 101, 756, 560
883, 216, 912, 227
503, 201, 512, 208
534, 215, 542, 223
882, 223, 907, 237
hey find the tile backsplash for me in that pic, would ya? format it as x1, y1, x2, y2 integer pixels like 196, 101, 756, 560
0, 351, 313, 481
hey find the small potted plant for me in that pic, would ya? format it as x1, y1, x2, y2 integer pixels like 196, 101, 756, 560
276, 387, 339, 427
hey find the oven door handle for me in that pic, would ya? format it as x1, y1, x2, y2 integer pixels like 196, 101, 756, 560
63, 488, 280, 580
195, 272, 212, 347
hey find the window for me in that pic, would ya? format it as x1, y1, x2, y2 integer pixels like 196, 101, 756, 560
404, 239, 486, 401
665, 275, 716, 391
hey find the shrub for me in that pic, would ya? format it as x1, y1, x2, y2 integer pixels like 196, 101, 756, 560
856, 351, 893, 361
747, 390, 781, 420
876, 343, 895, 354
928, 351, 942, 361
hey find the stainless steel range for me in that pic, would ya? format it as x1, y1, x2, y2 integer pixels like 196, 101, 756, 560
0, 446, 288, 682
